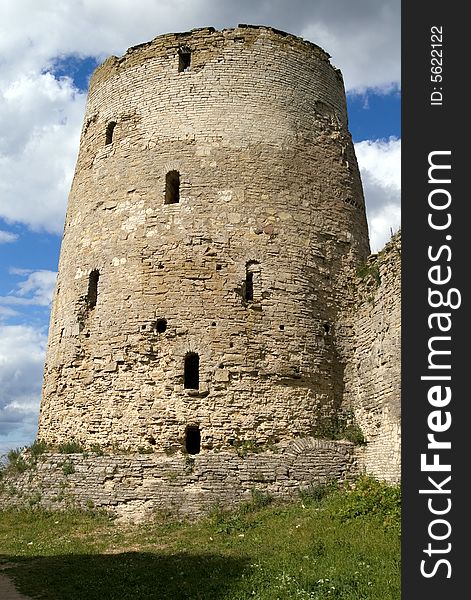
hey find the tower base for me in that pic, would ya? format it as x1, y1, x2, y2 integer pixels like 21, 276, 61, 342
1, 439, 360, 522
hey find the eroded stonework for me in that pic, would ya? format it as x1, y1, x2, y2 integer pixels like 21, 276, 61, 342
342, 234, 401, 483
32, 26, 400, 513
1, 439, 358, 521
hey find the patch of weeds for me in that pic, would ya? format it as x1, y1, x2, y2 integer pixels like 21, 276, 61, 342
343, 422, 366, 445
163, 446, 178, 456
164, 470, 179, 482
265, 442, 280, 453
335, 476, 401, 532
299, 479, 337, 505
7, 483, 18, 497
311, 539, 327, 557
110, 442, 132, 454
356, 262, 381, 287
183, 454, 195, 473
214, 514, 247, 534
207, 492, 270, 534
58, 441, 85, 454
232, 439, 265, 457
28, 439, 48, 459
138, 446, 154, 454
2, 439, 50, 477
210, 507, 251, 535
28, 491, 42, 507
5, 448, 29, 474
239, 488, 273, 514
62, 461, 75, 476
311, 411, 366, 445
89, 444, 104, 456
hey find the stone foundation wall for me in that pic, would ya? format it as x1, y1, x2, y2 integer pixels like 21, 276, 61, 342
341, 234, 401, 482
0, 439, 358, 521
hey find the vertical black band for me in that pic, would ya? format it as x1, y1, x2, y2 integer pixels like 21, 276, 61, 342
402, 2, 467, 597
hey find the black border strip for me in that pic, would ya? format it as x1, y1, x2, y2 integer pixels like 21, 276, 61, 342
402, 2, 467, 597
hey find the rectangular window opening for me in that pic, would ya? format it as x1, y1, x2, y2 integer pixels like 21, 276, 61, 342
87, 269, 99, 309
184, 352, 199, 389
165, 170, 180, 204
185, 426, 201, 454
178, 51, 191, 72
245, 272, 254, 301
105, 121, 116, 146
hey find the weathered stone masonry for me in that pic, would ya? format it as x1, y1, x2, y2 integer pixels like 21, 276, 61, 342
8, 26, 401, 516
341, 234, 401, 483
3, 439, 358, 520
38, 25, 369, 453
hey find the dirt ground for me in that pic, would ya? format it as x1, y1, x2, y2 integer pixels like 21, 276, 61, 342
0, 573, 33, 600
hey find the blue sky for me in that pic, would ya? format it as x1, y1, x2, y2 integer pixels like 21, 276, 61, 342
0, 0, 400, 455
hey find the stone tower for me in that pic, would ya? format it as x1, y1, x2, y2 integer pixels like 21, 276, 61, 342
38, 25, 370, 456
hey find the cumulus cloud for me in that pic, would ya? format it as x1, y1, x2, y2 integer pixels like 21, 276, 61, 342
1, 1, 400, 90
355, 137, 401, 252
0, 72, 85, 233
0, 306, 18, 321
0, 325, 47, 451
0, 269, 57, 307
300, 4, 399, 93
0, 0, 399, 236
0, 230, 18, 243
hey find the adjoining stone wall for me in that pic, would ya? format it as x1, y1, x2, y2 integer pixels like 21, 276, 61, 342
342, 234, 401, 482
0, 439, 358, 521
38, 25, 370, 454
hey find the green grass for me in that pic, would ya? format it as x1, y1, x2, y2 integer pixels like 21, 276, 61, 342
0, 477, 400, 600
57, 440, 85, 454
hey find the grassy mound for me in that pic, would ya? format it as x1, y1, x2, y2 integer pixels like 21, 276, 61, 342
0, 476, 400, 600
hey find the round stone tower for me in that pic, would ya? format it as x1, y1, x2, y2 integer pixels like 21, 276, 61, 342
38, 25, 370, 455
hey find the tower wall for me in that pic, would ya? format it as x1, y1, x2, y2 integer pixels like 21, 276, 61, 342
38, 26, 370, 453
342, 235, 401, 483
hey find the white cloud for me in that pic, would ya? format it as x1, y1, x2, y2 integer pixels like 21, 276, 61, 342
355, 137, 401, 252
0, 306, 18, 321
0, 1, 399, 91
0, 325, 47, 445
300, 6, 400, 93
0, 269, 57, 307
0, 72, 85, 233
0, 230, 18, 243
0, 1, 399, 235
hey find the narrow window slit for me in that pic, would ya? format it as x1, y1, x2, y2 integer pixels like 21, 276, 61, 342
165, 170, 180, 204
178, 49, 191, 72
184, 352, 199, 389
87, 270, 99, 309
105, 121, 116, 145
244, 261, 260, 302
185, 426, 200, 454
245, 272, 254, 301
